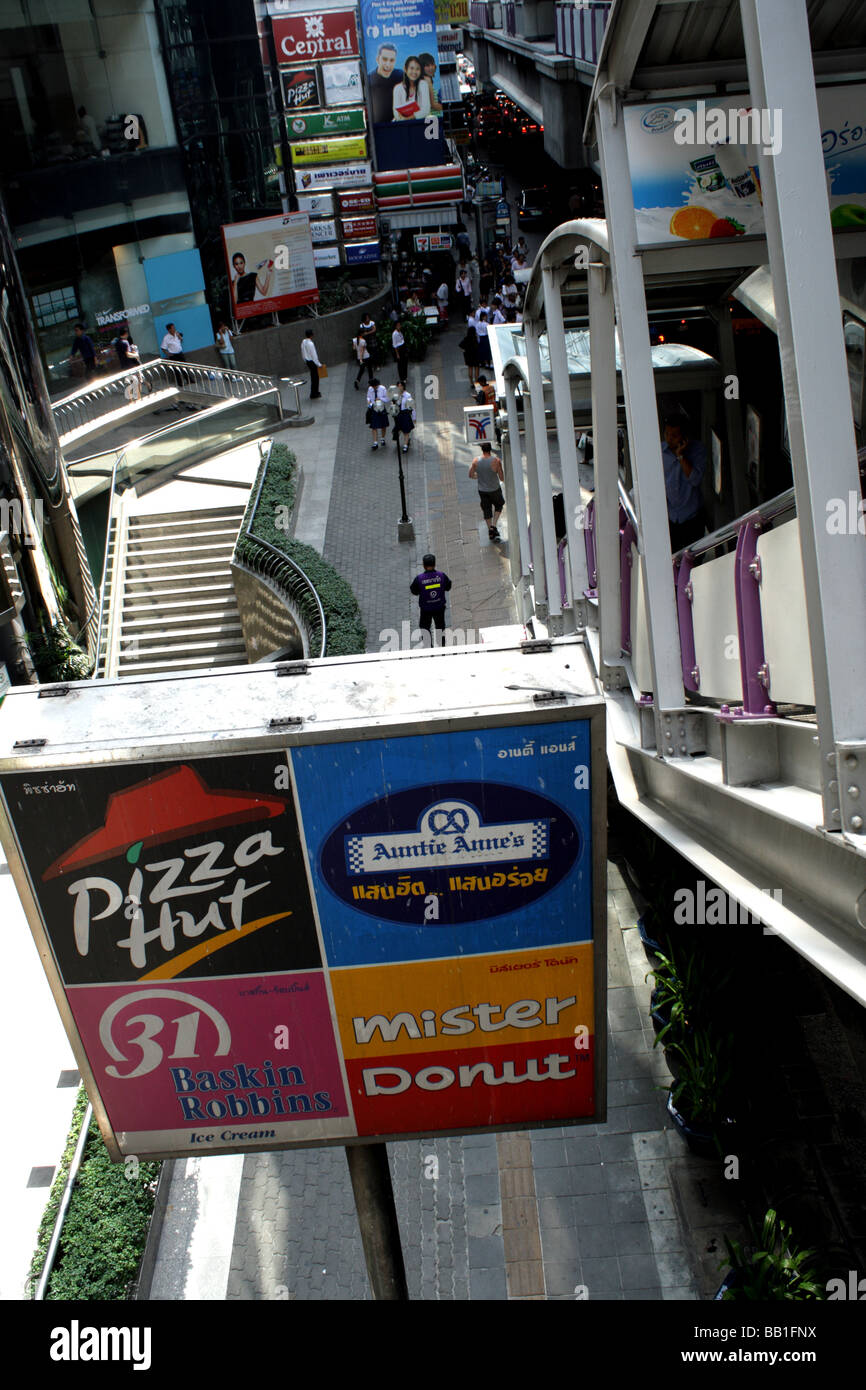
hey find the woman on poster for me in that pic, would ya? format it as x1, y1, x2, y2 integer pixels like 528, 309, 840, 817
231, 252, 274, 306
392, 57, 431, 121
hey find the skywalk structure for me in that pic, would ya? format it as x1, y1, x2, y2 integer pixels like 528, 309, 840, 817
490, 0, 866, 1002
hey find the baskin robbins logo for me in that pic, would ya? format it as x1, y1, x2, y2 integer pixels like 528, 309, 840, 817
641, 105, 680, 134
318, 782, 582, 925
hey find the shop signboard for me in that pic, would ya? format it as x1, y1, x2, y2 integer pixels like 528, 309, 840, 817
343, 216, 378, 241
313, 244, 342, 267
222, 213, 318, 317
339, 188, 376, 215
435, 0, 469, 19
344, 239, 381, 264
295, 161, 372, 191
464, 405, 495, 443
281, 67, 322, 112
287, 108, 366, 139
624, 84, 866, 247
0, 649, 605, 1158
296, 192, 335, 217
272, 9, 360, 63
414, 232, 453, 251
358, 0, 447, 171
290, 136, 368, 165
309, 219, 338, 242
322, 59, 364, 107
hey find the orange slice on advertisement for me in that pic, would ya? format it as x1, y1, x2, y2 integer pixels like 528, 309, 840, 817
669, 205, 718, 240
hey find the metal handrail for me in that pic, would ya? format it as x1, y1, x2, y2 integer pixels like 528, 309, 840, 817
236, 534, 327, 661
673, 487, 796, 562
238, 447, 327, 659
617, 477, 638, 531
53, 359, 282, 439
66, 386, 283, 471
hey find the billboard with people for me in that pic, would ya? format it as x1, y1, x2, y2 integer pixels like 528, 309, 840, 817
221, 214, 318, 318
358, 0, 447, 171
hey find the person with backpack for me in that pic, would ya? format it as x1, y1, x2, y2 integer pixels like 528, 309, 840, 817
394, 381, 416, 452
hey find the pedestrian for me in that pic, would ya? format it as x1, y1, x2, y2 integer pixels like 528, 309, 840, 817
475, 309, 492, 367
114, 329, 142, 401
458, 322, 480, 392
394, 381, 415, 452
160, 323, 185, 360
410, 553, 452, 648
392, 319, 408, 378
435, 279, 449, 324
353, 328, 373, 388
215, 321, 236, 368
359, 312, 377, 364
301, 329, 322, 400
475, 374, 495, 406
366, 378, 389, 449
480, 258, 494, 299
468, 441, 505, 541
70, 323, 97, 379
456, 263, 473, 313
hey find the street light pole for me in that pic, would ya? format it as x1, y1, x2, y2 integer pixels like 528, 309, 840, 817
392, 399, 414, 541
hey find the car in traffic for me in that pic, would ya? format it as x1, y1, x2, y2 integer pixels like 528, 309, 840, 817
517, 187, 552, 226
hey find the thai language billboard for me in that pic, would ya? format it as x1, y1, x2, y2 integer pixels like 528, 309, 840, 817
624, 84, 866, 247
0, 687, 604, 1157
358, 0, 447, 171
222, 213, 318, 317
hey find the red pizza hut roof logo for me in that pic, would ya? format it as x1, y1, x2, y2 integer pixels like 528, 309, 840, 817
44, 764, 286, 879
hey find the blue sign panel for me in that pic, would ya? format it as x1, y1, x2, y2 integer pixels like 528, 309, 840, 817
344, 239, 381, 264
358, 0, 447, 171
291, 720, 592, 967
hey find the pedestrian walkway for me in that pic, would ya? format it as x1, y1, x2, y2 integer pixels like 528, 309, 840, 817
144, 322, 744, 1301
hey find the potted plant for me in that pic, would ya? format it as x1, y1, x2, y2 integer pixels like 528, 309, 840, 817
665, 1025, 736, 1157
715, 1209, 824, 1300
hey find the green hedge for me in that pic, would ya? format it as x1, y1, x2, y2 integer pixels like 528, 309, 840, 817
240, 442, 366, 657
29, 1090, 160, 1300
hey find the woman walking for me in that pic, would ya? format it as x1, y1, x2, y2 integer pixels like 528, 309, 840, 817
353, 328, 373, 388
454, 264, 472, 321
394, 381, 416, 453
366, 378, 389, 450
215, 321, 236, 368
391, 319, 408, 379
458, 322, 480, 393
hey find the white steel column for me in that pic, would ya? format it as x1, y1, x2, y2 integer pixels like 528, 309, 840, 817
542, 260, 589, 622
587, 257, 621, 667
521, 394, 548, 612
595, 86, 684, 715
503, 372, 532, 601
740, 0, 866, 835
524, 320, 563, 622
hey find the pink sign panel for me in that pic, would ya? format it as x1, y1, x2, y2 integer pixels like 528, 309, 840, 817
65, 972, 349, 1137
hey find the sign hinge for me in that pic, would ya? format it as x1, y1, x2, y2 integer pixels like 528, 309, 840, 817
13, 738, 47, 750
520, 639, 553, 654
276, 663, 309, 677
38, 685, 71, 699
533, 691, 568, 705
268, 716, 304, 730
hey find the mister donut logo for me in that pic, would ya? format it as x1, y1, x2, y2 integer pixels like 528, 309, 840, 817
1, 756, 320, 985
318, 781, 581, 925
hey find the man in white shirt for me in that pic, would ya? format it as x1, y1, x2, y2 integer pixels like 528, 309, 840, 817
301, 329, 322, 400
392, 320, 408, 378
160, 324, 185, 360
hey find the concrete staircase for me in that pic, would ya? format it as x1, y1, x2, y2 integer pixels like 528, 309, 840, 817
99, 505, 248, 678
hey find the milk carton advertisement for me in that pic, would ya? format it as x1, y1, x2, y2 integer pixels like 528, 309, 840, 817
624, 85, 866, 246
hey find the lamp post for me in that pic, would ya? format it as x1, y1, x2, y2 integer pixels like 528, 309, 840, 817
389, 389, 414, 541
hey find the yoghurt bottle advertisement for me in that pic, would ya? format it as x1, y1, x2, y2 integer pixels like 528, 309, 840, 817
624, 84, 866, 246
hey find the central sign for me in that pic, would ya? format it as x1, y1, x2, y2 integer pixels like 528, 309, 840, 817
272, 9, 359, 63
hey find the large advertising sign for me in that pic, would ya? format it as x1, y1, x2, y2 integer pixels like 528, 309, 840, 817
272, 9, 360, 63
0, 662, 605, 1158
222, 214, 318, 317
344, 239, 381, 264
322, 59, 364, 106
624, 84, 866, 247
358, 0, 447, 171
